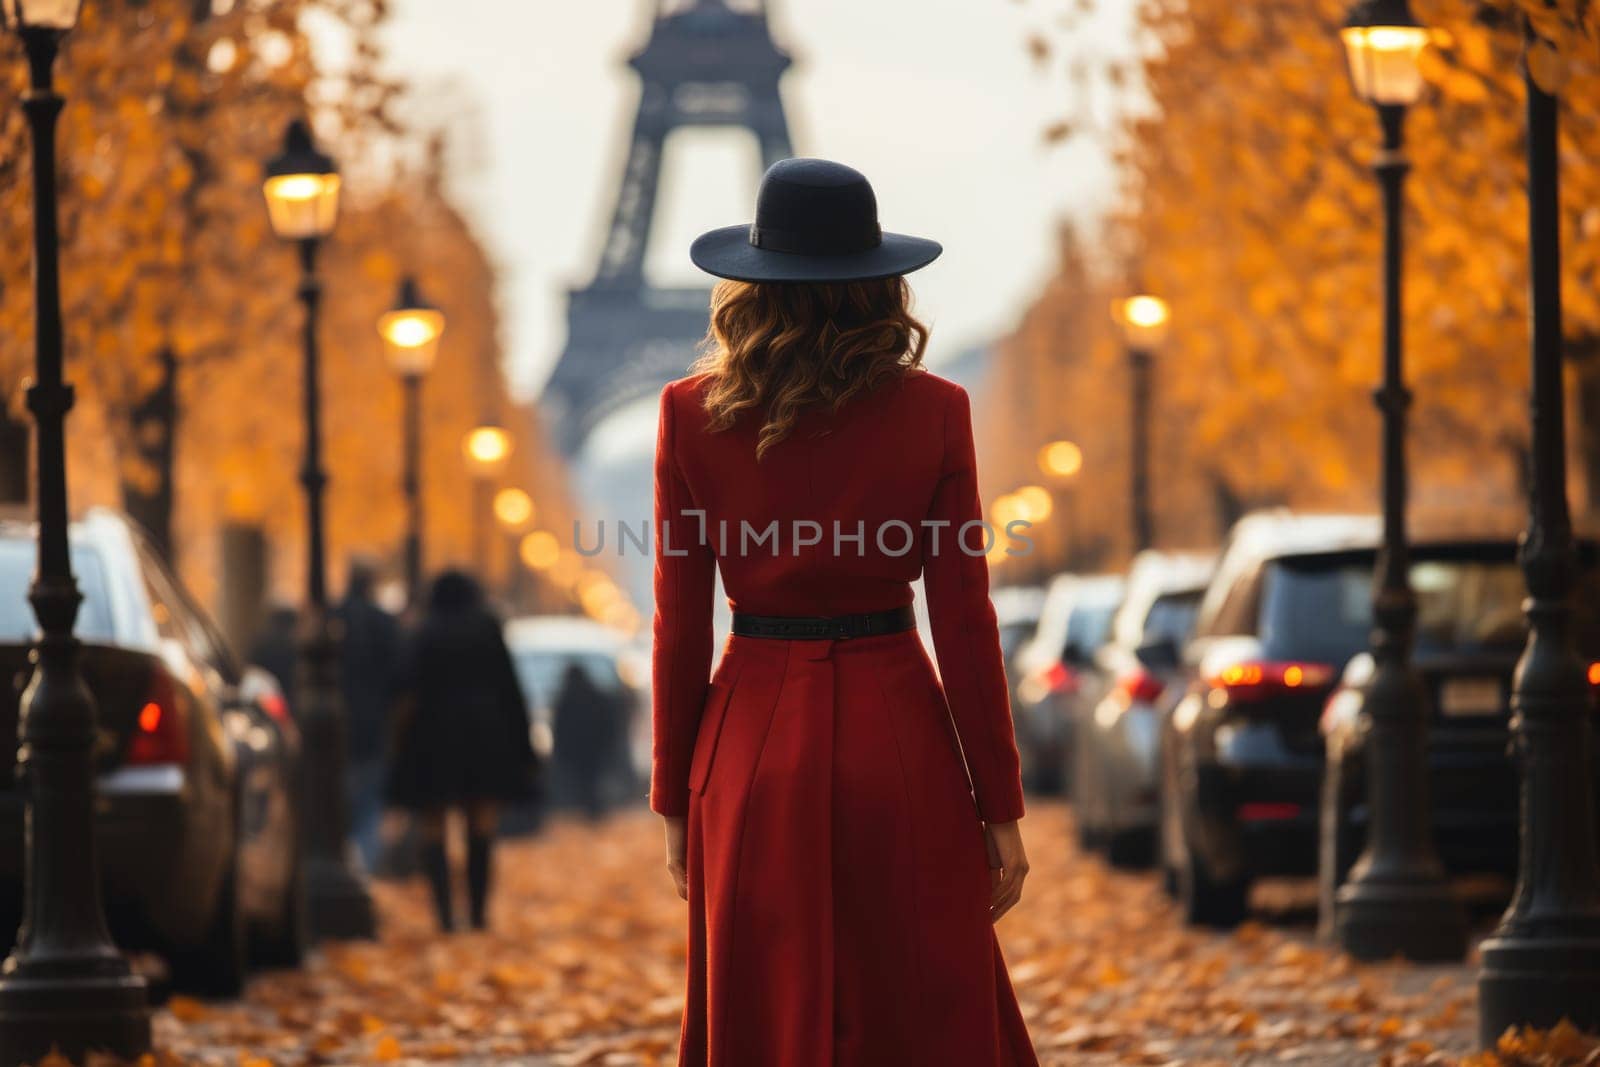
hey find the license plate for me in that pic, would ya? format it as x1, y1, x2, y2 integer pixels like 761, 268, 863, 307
1439, 677, 1504, 717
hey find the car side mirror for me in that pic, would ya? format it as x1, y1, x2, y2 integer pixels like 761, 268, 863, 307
1135, 637, 1180, 670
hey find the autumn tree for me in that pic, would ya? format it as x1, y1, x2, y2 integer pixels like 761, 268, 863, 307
1002, 0, 1600, 566
0, 0, 584, 638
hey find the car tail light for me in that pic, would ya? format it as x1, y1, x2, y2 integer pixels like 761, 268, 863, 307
1113, 668, 1166, 705
1041, 661, 1079, 695
1206, 661, 1336, 701
1588, 662, 1600, 689
1237, 801, 1302, 822
258, 689, 292, 727
125, 667, 189, 766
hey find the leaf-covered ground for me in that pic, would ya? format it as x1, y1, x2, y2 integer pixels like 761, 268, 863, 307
148, 804, 1591, 1066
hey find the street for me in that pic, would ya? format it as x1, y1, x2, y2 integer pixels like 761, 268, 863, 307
150, 804, 1494, 1067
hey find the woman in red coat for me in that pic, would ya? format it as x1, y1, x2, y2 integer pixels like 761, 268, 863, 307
653, 157, 1038, 1066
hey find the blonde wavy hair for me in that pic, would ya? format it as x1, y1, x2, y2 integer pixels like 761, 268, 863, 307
690, 277, 930, 459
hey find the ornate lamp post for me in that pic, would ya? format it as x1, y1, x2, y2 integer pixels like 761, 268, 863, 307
1477, 19, 1600, 1040
263, 119, 375, 941
0, 3, 151, 1061
493, 487, 535, 610
463, 423, 512, 578
1038, 439, 1083, 569
1331, 0, 1466, 964
1113, 295, 1168, 553
379, 277, 445, 605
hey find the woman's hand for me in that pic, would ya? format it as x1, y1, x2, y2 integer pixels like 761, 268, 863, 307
663, 815, 689, 901
985, 820, 1029, 923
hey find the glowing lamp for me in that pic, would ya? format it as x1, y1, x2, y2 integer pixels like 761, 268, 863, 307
1014, 485, 1054, 523
1038, 440, 1084, 480
520, 530, 560, 571
262, 119, 340, 240
380, 277, 445, 379
0, 0, 82, 30
1115, 294, 1170, 349
1341, 0, 1429, 107
463, 423, 512, 475
493, 487, 535, 530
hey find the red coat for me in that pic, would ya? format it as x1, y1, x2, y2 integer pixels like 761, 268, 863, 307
651, 369, 1038, 1066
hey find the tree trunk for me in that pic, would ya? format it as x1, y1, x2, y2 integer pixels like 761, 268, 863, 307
121, 348, 177, 558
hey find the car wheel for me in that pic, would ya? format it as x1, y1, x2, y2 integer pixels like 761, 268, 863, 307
252, 847, 308, 970
1105, 826, 1155, 870
1157, 754, 1183, 897
174, 852, 248, 998
1177, 841, 1249, 929
1316, 761, 1363, 941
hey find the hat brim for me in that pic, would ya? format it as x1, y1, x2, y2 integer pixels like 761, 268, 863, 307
689, 224, 943, 283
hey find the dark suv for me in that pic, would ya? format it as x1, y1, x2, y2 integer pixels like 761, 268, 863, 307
1158, 512, 1382, 926
1319, 539, 1600, 927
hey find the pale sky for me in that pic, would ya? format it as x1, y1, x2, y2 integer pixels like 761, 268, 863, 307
379, 0, 1137, 406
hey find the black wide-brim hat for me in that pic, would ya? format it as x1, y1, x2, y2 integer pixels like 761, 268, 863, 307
690, 158, 942, 283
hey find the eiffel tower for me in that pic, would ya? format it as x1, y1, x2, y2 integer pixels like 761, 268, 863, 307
541, 0, 796, 455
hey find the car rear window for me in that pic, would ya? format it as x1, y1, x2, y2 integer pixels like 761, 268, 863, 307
513, 649, 622, 707
0, 538, 117, 643
1259, 549, 1559, 664
1063, 604, 1116, 658
1143, 590, 1202, 647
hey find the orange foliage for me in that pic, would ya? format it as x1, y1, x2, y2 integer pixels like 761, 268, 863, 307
999, 0, 1600, 572
0, 1, 576, 616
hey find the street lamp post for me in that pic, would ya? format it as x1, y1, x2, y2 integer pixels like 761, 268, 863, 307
1114, 295, 1168, 553
463, 423, 512, 581
1331, 0, 1466, 964
380, 277, 445, 605
0, 4, 151, 1061
1038, 439, 1083, 569
263, 119, 376, 941
493, 487, 535, 611
1477, 20, 1600, 1040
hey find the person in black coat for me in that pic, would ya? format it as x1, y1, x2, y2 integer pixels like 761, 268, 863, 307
388, 570, 534, 931
334, 561, 400, 867
552, 660, 614, 820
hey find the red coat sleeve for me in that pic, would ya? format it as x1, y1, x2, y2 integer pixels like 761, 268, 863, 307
649, 382, 717, 817
922, 384, 1027, 824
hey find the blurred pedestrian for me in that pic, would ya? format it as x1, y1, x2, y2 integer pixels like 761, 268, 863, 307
388, 570, 535, 932
653, 159, 1036, 1063
247, 604, 299, 698
334, 560, 400, 868
552, 660, 613, 819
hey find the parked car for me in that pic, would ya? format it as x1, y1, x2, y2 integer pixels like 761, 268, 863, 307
505, 616, 645, 822
1158, 511, 1381, 927
1073, 550, 1213, 866
0, 510, 305, 994
992, 583, 1047, 719
1317, 538, 1600, 930
1010, 573, 1126, 795
992, 585, 1048, 667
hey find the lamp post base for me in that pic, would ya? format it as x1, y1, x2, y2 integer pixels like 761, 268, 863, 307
1335, 876, 1467, 962
0, 960, 149, 1067
1478, 930, 1600, 1045
306, 855, 378, 942
295, 616, 377, 944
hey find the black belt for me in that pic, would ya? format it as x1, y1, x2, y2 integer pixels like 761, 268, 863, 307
731, 605, 916, 641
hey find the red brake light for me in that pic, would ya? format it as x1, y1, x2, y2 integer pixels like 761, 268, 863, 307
1588, 661, 1600, 688
1042, 661, 1079, 695
1207, 661, 1336, 700
258, 690, 292, 726
126, 668, 189, 766
1114, 669, 1166, 705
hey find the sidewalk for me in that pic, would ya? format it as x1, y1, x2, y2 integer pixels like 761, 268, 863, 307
157, 804, 1487, 1065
